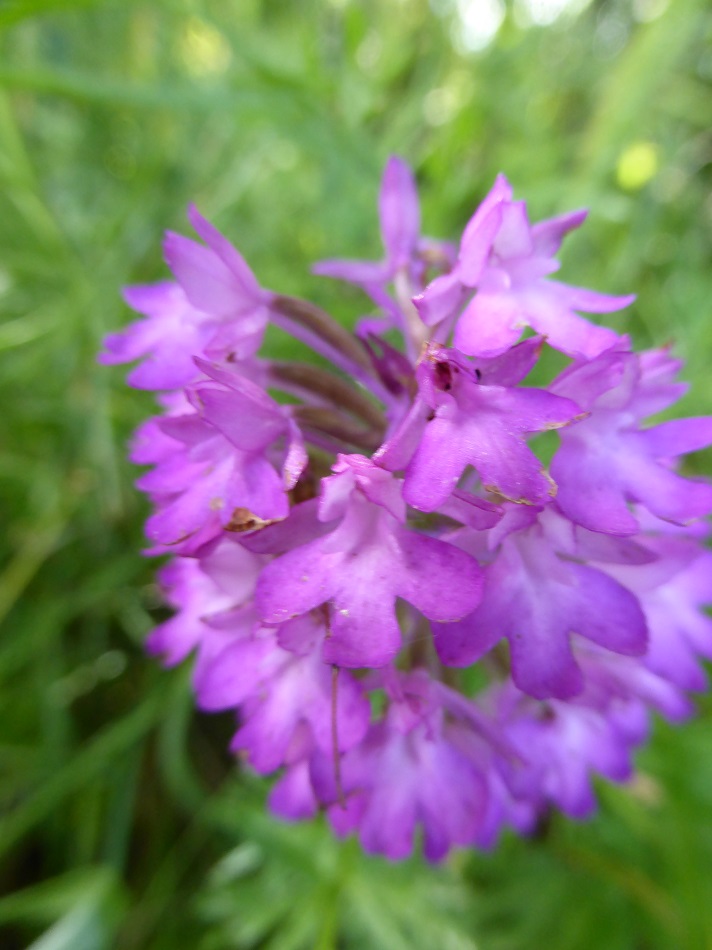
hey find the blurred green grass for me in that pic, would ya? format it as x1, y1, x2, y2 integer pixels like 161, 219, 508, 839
1, 0, 712, 947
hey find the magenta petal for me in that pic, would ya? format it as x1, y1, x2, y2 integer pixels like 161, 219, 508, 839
187, 205, 261, 298
458, 202, 503, 285
145, 561, 208, 665
306, 667, 370, 752
373, 397, 428, 473
626, 459, 712, 525
550, 348, 634, 410
491, 202, 533, 260
458, 174, 512, 284
130, 416, 183, 466
201, 538, 265, 606
531, 208, 588, 256
164, 227, 261, 318
640, 552, 712, 690
312, 258, 390, 285
438, 491, 503, 530
394, 529, 483, 621
453, 292, 523, 357
163, 233, 234, 314
432, 612, 502, 668
269, 761, 318, 820
508, 618, 584, 701
256, 539, 334, 625
99, 322, 156, 365
159, 412, 215, 446
144, 458, 228, 545
379, 155, 420, 267
202, 312, 267, 361
417, 740, 487, 860
551, 438, 640, 536
475, 336, 544, 387
276, 613, 322, 656
522, 286, 624, 359
196, 637, 275, 711
231, 700, 304, 774
639, 417, 712, 457
359, 778, 417, 860
323, 572, 403, 668
135, 451, 201, 494
239, 499, 332, 555
565, 563, 647, 655
413, 271, 467, 327
99, 282, 213, 390
221, 452, 290, 523
402, 418, 468, 510
194, 386, 285, 451
554, 283, 636, 314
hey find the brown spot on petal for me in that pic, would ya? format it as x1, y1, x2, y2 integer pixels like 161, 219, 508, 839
225, 507, 279, 533
434, 360, 453, 391
544, 410, 590, 430
165, 530, 198, 546
483, 483, 535, 505
543, 470, 558, 497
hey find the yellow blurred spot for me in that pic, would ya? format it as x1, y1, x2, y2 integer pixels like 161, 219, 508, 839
616, 142, 659, 191
423, 73, 471, 127
356, 33, 383, 71
178, 17, 231, 77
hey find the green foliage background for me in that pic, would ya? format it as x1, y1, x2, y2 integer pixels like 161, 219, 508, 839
1, 0, 711, 947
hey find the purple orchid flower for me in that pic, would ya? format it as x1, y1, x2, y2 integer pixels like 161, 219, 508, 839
314, 156, 454, 354
415, 174, 633, 358
100, 207, 270, 391
255, 455, 483, 668
312, 672, 489, 861
103, 158, 712, 861
433, 505, 648, 700
550, 348, 712, 534
376, 340, 582, 508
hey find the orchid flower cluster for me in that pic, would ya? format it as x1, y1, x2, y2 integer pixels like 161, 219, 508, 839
101, 159, 712, 861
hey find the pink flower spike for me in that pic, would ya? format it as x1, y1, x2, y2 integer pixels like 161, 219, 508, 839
104, 155, 712, 861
